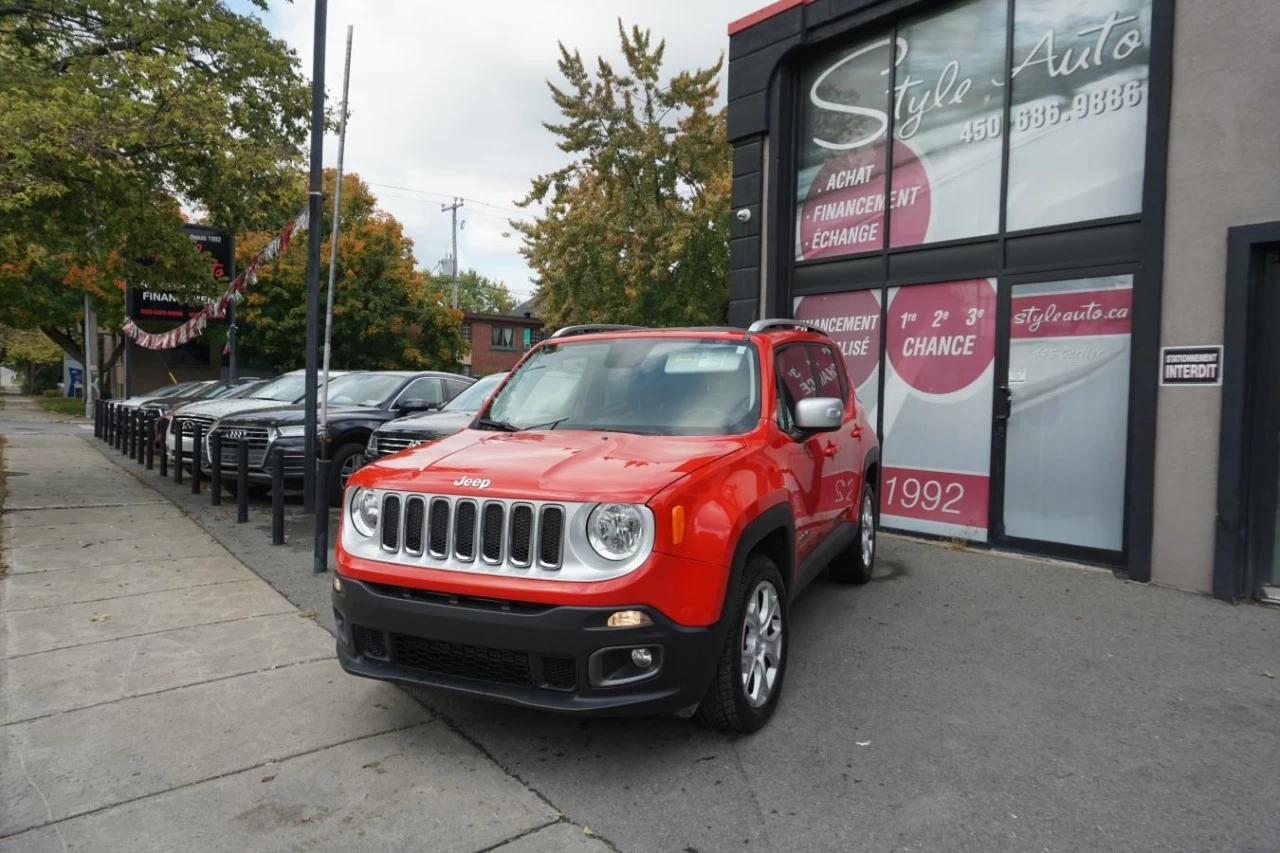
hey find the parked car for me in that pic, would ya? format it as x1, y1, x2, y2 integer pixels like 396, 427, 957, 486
151, 380, 268, 448
139, 376, 267, 416
364, 371, 508, 462
166, 370, 350, 464
334, 321, 881, 732
205, 370, 475, 504
114, 380, 211, 410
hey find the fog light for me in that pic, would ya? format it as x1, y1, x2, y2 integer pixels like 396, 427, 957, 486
631, 648, 654, 668
607, 610, 652, 628
333, 575, 343, 593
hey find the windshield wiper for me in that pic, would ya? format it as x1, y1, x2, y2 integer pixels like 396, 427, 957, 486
475, 416, 520, 432
517, 417, 571, 432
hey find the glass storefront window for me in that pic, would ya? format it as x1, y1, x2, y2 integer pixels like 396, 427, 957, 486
881, 279, 997, 541
795, 32, 894, 261
1005, 0, 1152, 231
1002, 275, 1133, 550
889, 0, 1008, 247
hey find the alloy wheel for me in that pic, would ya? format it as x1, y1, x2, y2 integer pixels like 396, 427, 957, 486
740, 580, 784, 708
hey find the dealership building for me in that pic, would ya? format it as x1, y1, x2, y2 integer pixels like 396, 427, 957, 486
725, 0, 1279, 601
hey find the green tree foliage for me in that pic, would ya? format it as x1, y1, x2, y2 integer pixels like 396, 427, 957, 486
0, 326, 64, 394
427, 269, 517, 315
0, 0, 312, 374
515, 22, 732, 329
235, 171, 466, 373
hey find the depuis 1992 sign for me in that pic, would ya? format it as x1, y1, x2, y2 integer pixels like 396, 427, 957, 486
127, 224, 235, 324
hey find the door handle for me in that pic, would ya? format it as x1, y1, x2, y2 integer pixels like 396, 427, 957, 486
822, 442, 838, 458
995, 386, 1012, 421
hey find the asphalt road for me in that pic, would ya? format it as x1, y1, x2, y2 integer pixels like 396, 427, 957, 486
91, 431, 1280, 853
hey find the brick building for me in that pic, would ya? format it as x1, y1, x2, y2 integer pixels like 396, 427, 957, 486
459, 300, 545, 377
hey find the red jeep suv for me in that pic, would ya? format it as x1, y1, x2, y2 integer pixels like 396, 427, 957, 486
333, 321, 880, 731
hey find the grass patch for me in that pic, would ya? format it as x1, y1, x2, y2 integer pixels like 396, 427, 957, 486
35, 396, 86, 416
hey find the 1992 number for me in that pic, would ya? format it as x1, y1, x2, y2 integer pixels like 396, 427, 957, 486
885, 475, 964, 515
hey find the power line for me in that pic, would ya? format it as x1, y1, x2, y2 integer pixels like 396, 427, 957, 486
365, 180, 534, 219
377, 192, 530, 224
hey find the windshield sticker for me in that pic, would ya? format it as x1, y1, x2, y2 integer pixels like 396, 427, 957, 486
665, 348, 745, 374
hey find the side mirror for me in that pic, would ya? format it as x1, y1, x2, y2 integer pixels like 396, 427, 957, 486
397, 398, 439, 414
794, 397, 843, 433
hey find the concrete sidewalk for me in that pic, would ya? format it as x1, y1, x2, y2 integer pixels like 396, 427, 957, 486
0, 419, 610, 850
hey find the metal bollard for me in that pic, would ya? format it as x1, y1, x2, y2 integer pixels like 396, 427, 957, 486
174, 426, 184, 485
101, 402, 109, 443
210, 432, 222, 506
93, 400, 100, 439
145, 414, 156, 470
271, 449, 285, 545
236, 439, 249, 523
159, 433, 169, 477
314, 458, 331, 573
107, 403, 115, 445
136, 411, 146, 465
114, 405, 123, 451
190, 424, 203, 495
123, 408, 133, 457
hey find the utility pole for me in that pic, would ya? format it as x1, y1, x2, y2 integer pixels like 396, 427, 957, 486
441, 198, 463, 309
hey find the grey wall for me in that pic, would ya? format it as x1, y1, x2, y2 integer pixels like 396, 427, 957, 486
1150, 0, 1280, 592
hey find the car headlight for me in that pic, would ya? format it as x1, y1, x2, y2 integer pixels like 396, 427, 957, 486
276, 425, 306, 438
349, 488, 380, 537
587, 503, 645, 561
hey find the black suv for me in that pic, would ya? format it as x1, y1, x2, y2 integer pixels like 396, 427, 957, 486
205, 371, 474, 503
364, 371, 507, 461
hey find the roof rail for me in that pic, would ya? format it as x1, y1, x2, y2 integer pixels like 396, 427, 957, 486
747, 318, 830, 336
549, 324, 648, 339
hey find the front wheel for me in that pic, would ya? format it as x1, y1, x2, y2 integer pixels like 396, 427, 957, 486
829, 481, 876, 585
327, 442, 366, 507
696, 553, 788, 733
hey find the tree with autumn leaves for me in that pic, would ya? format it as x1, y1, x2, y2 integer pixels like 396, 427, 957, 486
234, 170, 465, 373
516, 23, 733, 329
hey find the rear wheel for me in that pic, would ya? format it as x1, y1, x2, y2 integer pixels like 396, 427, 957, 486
696, 553, 788, 733
829, 481, 876, 585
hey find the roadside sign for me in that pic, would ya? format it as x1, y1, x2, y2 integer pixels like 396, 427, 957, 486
1160, 345, 1223, 386
127, 225, 234, 324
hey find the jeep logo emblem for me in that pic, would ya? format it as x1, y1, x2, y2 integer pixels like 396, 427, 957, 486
453, 476, 491, 490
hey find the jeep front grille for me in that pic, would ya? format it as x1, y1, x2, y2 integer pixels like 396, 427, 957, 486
373, 493, 564, 572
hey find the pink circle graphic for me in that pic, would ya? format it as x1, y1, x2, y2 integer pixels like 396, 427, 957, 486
887, 279, 996, 396
799, 141, 931, 260
793, 290, 881, 390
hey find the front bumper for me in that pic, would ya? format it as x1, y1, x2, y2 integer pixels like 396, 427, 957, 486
332, 576, 722, 716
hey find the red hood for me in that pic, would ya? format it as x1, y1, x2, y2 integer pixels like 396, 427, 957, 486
350, 429, 749, 503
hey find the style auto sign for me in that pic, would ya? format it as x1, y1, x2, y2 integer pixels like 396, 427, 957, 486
128, 225, 234, 324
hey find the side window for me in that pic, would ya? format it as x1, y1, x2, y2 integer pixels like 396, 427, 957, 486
775, 345, 817, 428
444, 378, 472, 400
808, 344, 846, 402
399, 377, 444, 406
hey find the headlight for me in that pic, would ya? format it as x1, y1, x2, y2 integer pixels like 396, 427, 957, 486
276, 425, 306, 438
349, 488, 380, 537
587, 503, 645, 561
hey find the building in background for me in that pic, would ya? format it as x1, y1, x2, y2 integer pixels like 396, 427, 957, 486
725, 0, 1280, 602
459, 300, 544, 376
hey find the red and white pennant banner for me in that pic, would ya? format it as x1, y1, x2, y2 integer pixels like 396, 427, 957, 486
122, 207, 310, 350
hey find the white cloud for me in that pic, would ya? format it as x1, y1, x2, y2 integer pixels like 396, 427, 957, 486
261, 0, 766, 301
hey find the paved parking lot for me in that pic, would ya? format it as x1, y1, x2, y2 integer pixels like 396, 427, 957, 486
7, 399, 1279, 852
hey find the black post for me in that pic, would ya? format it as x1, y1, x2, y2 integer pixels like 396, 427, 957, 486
119, 406, 127, 452
191, 424, 203, 495
113, 406, 122, 451
272, 449, 285, 545
210, 431, 222, 506
93, 400, 101, 439
102, 402, 110, 442
136, 411, 146, 465
236, 439, 249, 523
123, 408, 134, 457
145, 414, 155, 470
174, 424, 184, 485
159, 433, 169, 477
302, 0, 328, 516
314, 458, 330, 573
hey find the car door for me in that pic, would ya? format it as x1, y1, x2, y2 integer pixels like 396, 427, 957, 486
807, 342, 865, 522
774, 344, 835, 570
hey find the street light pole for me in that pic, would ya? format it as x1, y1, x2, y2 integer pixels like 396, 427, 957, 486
302, 0, 328, 516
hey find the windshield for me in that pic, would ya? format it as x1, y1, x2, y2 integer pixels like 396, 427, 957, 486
192, 382, 235, 400
481, 337, 760, 436
143, 382, 195, 398
247, 373, 307, 402
323, 373, 406, 408
443, 373, 506, 412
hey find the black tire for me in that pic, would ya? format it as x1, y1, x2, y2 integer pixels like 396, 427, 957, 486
328, 442, 366, 507
223, 480, 270, 498
829, 481, 876, 585
696, 553, 789, 733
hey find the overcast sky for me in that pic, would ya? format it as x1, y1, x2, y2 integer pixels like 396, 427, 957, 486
246, 0, 767, 302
